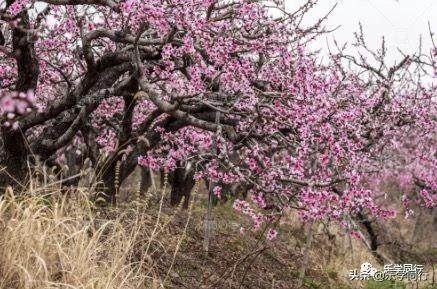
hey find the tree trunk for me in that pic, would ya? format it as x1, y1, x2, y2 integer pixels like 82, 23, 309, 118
0, 130, 29, 191
1, 5, 39, 191
140, 167, 152, 195
98, 161, 118, 205
0, 0, 39, 191
97, 155, 139, 205
169, 165, 195, 209
62, 149, 82, 187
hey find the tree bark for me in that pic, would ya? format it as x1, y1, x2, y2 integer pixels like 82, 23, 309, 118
99, 163, 118, 205
169, 165, 195, 209
140, 167, 152, 195
0, 131, 28, 190
62, 149, 82, 187
0, 4, 39, 190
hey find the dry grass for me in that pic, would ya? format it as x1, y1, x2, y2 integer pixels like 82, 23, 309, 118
0, 176, 434, 289
0, 188, 166, 289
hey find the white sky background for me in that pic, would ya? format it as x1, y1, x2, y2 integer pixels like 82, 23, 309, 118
284, 0, 437, 65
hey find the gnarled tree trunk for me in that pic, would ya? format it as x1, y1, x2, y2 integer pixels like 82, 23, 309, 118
0, 131, 29, 190
0, 3, 39, 191
169, 164, 195, 209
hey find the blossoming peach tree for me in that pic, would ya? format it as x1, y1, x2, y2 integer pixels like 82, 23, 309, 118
0, 0, 435, 239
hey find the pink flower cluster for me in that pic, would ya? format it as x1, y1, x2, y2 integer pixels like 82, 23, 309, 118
0, 90, 36, 129
6, 0, 28, 15
419, 189, 435, 208
233, 199, 266, 231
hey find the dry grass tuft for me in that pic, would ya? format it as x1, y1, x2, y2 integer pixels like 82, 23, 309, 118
0, 189, 163, 289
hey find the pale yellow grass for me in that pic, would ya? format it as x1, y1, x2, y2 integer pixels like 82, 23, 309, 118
0, 190, 161, 289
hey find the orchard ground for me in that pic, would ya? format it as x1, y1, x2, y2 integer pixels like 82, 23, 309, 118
0, 168, 435, 289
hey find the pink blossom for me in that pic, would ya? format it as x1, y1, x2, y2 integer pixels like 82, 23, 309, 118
267, 228, 278, 241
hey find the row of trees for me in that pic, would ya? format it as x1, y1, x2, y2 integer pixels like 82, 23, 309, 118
0, 0, 435, 236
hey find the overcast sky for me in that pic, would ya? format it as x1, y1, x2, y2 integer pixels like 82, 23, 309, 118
284, 0, 436, 64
